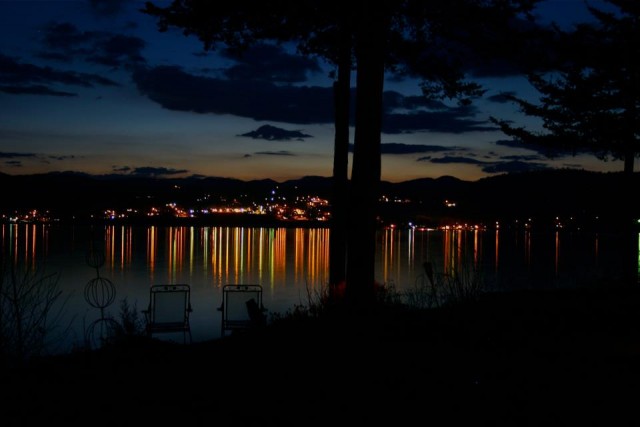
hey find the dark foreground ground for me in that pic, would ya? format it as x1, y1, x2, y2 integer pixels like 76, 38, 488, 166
3, 284, 640, 426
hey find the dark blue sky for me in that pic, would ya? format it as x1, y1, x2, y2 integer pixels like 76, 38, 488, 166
0, 0, 630, 182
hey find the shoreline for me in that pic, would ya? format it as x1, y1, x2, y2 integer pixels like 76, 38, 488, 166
2, 284, 639, 425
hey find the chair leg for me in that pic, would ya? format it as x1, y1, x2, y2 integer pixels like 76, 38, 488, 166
183, 329, 192, 344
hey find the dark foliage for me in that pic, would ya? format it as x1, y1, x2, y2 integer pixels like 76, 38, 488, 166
490, 0, 640, 174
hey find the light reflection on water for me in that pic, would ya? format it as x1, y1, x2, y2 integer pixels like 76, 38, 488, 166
1, 223, 636, 353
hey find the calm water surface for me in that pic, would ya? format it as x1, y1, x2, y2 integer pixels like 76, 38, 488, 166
1, 223, 636, 354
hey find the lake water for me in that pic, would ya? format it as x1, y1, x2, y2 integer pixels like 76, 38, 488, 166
1, 222, 637, 355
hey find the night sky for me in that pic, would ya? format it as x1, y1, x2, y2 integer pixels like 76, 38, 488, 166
0, 0, 630, 183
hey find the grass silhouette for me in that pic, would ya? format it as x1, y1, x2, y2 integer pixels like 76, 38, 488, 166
2, 278, 639, 425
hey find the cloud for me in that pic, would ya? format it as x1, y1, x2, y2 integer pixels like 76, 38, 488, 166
0, 53, 119, 92
47, 155, 76, 161
467, 59, 531, 78
561, 162, 583, 169
481, 160, 551, 174
87, 34, 146, 68
254, 151, 295, 156
383, 109, 498, 134
494, 139, 526, 149
349, 143, 462, 155
3, 160, 23, 167
383, 143, 462, 155
487, 91, 517, 104
0, 151, 38, 159
135, 66, 498, 134
500, 154, 544, 161
39, 22, 94, 54
494, 139, 580, 157
381, 92, 494, 134
133, 65, 334, 124
39, 22, 145, 69
128, 166, 189, 177
383, 91, 448, 112
89, 0, 130, 17
425, 156, 488, 165
0, 84, 76, 96
0, 151, 75, 167
415, 154, 554, 175
222, 44, 322, 83
239, 124, 313, 141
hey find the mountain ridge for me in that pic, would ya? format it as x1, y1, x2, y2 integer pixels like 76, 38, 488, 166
0, 169, 637, 225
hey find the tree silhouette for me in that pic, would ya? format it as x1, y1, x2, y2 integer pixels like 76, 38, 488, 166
490, 0, 639, 286
328, 13, 351, 292
490, 0, 639, 174
143, 0, 543, 306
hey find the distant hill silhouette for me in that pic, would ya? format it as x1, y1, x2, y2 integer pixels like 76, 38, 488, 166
0, 169, 637, 228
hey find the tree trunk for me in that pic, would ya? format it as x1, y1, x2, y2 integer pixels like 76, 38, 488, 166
329, 19, 351, 297
345, 4, 388, 307
620, 171, 638, 287
620, 56, 637, 286
621, 147, 638, 286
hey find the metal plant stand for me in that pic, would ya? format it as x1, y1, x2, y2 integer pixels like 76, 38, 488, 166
84, 239, 117, 349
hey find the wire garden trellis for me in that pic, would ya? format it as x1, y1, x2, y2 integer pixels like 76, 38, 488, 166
83, 238, 118, 349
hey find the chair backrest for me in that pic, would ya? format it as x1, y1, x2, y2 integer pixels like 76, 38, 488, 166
150, 284, 190, 323
146, 284, 192, 343
220, 284, 265, 336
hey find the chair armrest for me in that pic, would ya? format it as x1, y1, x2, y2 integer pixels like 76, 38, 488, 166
141, 307, 150, 322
